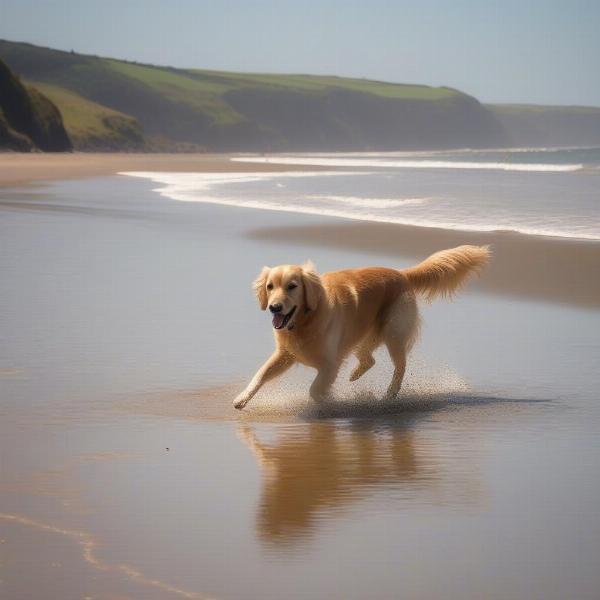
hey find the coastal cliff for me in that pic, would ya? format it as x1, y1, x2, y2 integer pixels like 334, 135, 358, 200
0, 57, 71, 151
2, 39, 599, 152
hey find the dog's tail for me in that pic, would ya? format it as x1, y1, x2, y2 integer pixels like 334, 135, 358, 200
403, 245, 490, 301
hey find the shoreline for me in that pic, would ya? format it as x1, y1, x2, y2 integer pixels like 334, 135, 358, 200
2, 151, 598, 310
0, 152, 323, 188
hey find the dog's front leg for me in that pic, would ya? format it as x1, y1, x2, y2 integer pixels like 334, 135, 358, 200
233, 350, 294, 409
236, 425, 273, 469
309, 361, 341, 403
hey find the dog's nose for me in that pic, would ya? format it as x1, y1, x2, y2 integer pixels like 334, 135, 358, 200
269, 303, 283, 314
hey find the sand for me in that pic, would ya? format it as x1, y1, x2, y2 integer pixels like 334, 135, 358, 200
0, 152, 321, 188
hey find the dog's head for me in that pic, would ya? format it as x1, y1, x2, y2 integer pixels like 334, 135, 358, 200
253, 261, 323, 331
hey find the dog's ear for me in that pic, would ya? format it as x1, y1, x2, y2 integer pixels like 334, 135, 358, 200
301, 261, 324, 312
253, 266, 271, 310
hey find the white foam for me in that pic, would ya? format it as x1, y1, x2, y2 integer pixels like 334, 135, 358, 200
307, 195, 427, 209
120, 171, 600, 241
121, 169, 356, 192
232, 156, 583, 173
120, 171, 438, 226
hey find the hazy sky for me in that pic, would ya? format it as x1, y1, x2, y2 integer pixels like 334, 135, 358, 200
1, 0, 599, 106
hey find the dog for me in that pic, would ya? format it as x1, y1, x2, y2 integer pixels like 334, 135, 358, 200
233, 245, 489, 410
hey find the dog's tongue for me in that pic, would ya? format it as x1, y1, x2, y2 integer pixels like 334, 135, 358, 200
272, 313, 286, 329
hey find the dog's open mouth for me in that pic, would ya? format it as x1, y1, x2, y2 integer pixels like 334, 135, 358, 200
272, 306, 297, 330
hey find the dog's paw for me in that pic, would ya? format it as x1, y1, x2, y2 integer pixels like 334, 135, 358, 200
349, 369, 361, 382
309, 388, 329, 404
233, 394, 250, 410
349, 357, 375, 382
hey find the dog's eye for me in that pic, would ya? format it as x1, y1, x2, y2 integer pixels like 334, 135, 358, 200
266, 283, 274, 290
287, 283, 297, 291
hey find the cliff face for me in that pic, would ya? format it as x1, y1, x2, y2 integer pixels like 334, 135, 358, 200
222, 87, 507, 151
0, 58, 71, 151
489, 105, 600, 148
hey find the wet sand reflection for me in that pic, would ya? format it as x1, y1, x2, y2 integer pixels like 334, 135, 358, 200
238, 412, 483, 546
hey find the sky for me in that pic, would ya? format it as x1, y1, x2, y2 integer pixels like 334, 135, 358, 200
1, 0, 599, 106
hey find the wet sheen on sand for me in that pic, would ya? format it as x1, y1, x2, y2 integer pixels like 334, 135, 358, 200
1, 175, 599, 600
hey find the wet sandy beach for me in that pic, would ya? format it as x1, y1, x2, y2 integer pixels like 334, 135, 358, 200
1, 167, 599, 599
0, 152, 322, 188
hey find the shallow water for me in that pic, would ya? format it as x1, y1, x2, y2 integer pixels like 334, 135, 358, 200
126, 147, 600, 240
1, 176, 599, 599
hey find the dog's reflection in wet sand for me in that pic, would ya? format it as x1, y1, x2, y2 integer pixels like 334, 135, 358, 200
237, 419, 481, 546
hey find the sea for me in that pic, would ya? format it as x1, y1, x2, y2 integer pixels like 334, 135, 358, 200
124, 146, 600, 241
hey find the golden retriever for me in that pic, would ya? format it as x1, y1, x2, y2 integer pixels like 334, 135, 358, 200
233, 245, 489, 409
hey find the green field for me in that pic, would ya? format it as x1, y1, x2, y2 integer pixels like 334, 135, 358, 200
30, 81, 143, 149
105, 60, 242, 125
185, 69, 459, 99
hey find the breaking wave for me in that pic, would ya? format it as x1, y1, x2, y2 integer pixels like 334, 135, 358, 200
232, 156, 583, 172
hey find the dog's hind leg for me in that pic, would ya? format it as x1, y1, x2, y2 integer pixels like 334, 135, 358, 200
382, 294, 419, 401
383, 343, 407, 401
349, 337, 378, 382
349, 353, 375, 382
309, 360, 342, 403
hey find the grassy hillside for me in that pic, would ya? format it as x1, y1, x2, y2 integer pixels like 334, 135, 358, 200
0, 57, 71, 151
0, 39, 507, 151
30, 82, 143, 150
186, 69, 458, 99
